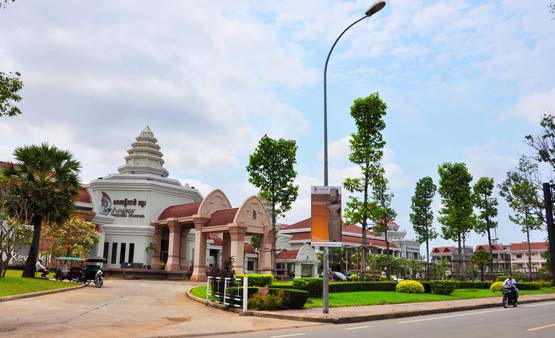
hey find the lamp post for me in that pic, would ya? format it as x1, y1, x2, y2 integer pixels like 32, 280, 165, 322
321, 0, 386, 315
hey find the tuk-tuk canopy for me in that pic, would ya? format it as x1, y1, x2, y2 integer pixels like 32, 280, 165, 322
55, 257, 84, 261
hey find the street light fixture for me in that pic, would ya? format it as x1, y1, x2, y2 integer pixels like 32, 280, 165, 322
323, 0, 386, 187
321, 0, 386, 315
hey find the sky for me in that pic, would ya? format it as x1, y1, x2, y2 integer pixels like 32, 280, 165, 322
1, 0, 554, 254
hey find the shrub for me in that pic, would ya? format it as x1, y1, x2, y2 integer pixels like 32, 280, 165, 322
292, 278, 323, 297
396, 280, 425, 293
348, 274, 359, 281
235, 273, 274, 287
247, 289, 286, 310
496, 275, 508, 282
518, 282, 542, 290
430, 280, 457, 295
269, 288, 309, 309
420, 281, 432, 293
490, 282, 503, 292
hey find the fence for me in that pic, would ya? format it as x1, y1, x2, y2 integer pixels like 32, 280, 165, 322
206, 276, 248, 312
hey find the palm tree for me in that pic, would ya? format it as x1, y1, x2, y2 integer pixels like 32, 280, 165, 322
1, 143, 80, 277
471, 250, 492, 282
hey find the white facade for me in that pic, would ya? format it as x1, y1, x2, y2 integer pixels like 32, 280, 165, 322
89, 127, 202, 268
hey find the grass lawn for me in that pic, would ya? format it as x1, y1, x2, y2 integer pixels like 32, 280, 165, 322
305, 288, 555, 308
0, 269, 76, 297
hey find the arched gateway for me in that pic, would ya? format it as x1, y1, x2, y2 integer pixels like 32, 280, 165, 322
152, 189, 273, 281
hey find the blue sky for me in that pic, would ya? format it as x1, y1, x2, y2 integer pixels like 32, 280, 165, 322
1, 0, 554, 253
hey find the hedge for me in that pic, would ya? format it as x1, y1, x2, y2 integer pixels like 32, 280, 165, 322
456, 281, 492, 289
329, 281, 398, 293
292, 278, 323, 297
235, 273, 274, 287
269, 288, 309, 309
430, 280, 457, 295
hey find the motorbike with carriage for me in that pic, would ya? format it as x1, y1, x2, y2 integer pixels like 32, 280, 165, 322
54, 256, 106, 288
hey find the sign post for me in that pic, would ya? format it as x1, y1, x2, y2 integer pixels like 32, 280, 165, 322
311, 186, 342, 314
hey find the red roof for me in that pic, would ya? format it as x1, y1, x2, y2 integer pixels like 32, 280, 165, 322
208, 234, 223, 246
159, 202, 201, 220
341, 236, 396, 248
475, 244, 504, 252
244, 243, 256, 254
291, 232, 311, 241
206, 208, 238, 227
277, 249, 299, 260
75, 187, 92, 204
510, 242, 548, 251
432, 246, 455, 254
281, 218, 311, 230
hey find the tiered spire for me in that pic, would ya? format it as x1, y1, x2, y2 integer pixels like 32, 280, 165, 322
118, 126, 169, 177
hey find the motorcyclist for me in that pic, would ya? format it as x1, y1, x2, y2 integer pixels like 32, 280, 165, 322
503, 273, 518, 302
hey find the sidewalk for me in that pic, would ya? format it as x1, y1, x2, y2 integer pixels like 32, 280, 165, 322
251, 294, 555, 324
187, 291, 555, 325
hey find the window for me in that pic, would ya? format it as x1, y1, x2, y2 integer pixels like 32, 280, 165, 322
111, 243, 118, 264
103, 242, 109, 260
120, 243, 126, 264
129, 243, 135, 264
517, 254, 522, 259
247, 260, 254, 271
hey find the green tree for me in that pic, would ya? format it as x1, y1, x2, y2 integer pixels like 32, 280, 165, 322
370, 176, 396, 279
473, 177, 498, 278
410, 176, 437, 278
525, 114, 555, 170
1, 143, 80, 277
437, 162, 475, 277
343, 92, 387, 281
246, 135, 299, 273
45, 216, 100, 258
471, 249, 492, 282
499, 157, 544, 280
0, 71, 23, 117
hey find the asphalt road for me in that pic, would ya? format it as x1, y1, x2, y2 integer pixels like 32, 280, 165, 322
0, 279, 315, 338
213, 301, 555, 338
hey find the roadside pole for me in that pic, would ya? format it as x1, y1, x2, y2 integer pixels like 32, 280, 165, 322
323, 247, 329, 314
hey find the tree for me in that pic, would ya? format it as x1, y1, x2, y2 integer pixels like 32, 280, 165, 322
45, 216, 99, 258
343, 92, 387, 281
0, 176, 32, 277
471, 249, 492, 282
473, 177, 498, 278
499, 157, 544, 280
1, 143, 80, 277
246, 135, 299, 273
410, 176, 437, 279
437, 162, 475, 277
370, 176, 396, 279
525, 114, 555, 170
0, 71, 23, 117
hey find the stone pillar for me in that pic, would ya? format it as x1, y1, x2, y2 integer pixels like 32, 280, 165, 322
191, 217, 209, 282
229, 225, 247, 274
166, 219, 181, 271
258, 231, 274, 274
179, 227, 191, 270
312, 264, 318, 277
150, 225, 163, 268
294, 262, 302, 278
222, 232, 231, 265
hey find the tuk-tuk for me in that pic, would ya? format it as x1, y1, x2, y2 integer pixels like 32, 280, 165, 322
54, 257, 84, 281
83, 256, 106, 287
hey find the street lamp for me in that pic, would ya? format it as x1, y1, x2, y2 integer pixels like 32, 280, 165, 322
321, 0, 386, 315
323, 0, 386, 186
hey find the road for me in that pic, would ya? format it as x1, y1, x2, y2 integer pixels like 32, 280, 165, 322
213, 301, 555, 338
0, 279, 316, 338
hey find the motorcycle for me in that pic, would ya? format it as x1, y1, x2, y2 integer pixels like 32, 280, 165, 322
502, 286, 518, 308
94, 268, 104, 288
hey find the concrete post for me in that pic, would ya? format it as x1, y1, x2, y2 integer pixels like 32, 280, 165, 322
229, 225, 247, 274
150, 225, 163, 268
191, 217, 209, 282
179, 227, 191, 270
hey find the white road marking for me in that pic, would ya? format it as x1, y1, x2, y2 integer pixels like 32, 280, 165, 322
528, 323, 555, 331
522, 302, 555, 308
271, 334, 306, 338
345, 325, 372, 330
398, 308, 506, 324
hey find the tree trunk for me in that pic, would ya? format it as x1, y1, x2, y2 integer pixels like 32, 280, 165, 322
457, 234, 462, 278
526, 227, 532, 281
385, 228, 391, 279
23, 215, 42, 278
426, 235, 430, 280
359, 166, 370, 282
462, 234, 467, 279
271, 204, 277, 274
480, 264, 484, 282
486, 225, 493, 280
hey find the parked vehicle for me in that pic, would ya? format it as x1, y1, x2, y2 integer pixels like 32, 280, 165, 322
82, 256, 107, 288
503, 286, 518, 308
54, 257, 84, 281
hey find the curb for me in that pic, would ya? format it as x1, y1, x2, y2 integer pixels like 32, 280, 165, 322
0, 284, 86, 302
186, 288, 555, 324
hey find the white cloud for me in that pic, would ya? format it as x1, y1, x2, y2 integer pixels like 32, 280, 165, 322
506, 88, 555, 124
177, 178, 212, 198
463, 138, 518, 181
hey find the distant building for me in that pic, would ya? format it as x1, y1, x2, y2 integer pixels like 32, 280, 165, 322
474, 244, 511, 274
510, 242, 549, 273
430, 246, 473, 263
